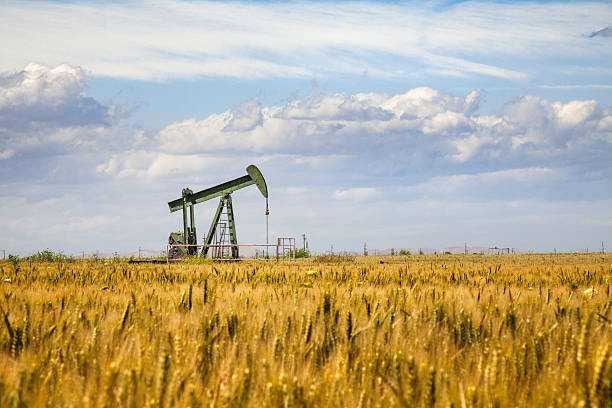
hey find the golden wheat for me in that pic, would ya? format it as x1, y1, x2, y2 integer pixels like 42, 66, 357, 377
0, 253, 610, 406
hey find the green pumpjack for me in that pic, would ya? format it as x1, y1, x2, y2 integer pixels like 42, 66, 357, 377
167, 165, 268, 260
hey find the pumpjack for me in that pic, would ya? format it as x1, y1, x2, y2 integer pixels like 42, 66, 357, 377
167, 165, 268, 259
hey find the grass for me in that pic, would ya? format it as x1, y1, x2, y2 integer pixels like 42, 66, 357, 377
0, 253, 610, 407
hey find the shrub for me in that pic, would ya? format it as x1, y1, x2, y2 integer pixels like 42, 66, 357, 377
295, 248, 311, 258
24, 249, 69, 262
8, 254, 20, 272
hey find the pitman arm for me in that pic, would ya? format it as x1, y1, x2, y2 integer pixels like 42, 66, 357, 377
168, 165, 268, 213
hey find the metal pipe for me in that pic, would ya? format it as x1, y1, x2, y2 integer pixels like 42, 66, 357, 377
266, 198, 269, 258
182, 199, 188, 246
189, 204, 195, 236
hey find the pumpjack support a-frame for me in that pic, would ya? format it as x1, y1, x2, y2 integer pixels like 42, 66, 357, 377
167, 165, 268, 259
204, 194, 238, 258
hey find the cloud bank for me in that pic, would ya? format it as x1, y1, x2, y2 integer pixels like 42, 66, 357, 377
99, 87, 611, 180
2, 63, 609, 189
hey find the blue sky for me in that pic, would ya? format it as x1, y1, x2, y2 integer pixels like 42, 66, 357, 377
0, 0, 611, 255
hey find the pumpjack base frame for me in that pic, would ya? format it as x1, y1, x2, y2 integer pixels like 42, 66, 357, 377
166, 238, 296, 264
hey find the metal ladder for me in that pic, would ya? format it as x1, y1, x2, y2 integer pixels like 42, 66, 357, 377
212, 217, 231, 259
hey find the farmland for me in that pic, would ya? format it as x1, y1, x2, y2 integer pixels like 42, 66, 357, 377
1, 254, 611, 407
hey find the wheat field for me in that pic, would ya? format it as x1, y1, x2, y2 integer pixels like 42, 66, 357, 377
1, 254, 611, 407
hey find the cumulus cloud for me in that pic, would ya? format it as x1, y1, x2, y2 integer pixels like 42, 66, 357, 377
3, 66, 606, 207
154, 87, 486, 157
0, 63, 132, 166
92, 86, 612, 185
117, 87, 612, 178
0, 63, 117, 131
498, 95, 608, 153
222, 98, 264, 132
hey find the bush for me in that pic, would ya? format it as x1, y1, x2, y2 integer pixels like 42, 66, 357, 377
8, 254, 20, 272
25, 249, 69, 262
295, 248, 311, 258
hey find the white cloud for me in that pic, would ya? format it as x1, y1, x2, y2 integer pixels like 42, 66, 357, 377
88, 86, 612, 183
153, 87, 486, 157
332, 187, 377, 201
2, 1, 610, 81
135, 88, 611, 176
451, 134, 495, 163
501, 95, 607, 149
0, 64, 83, 108
0, 63, 135, 169
0, 68, 594, 191
422, 111, 470, 135
0, 63, 117, 130
555, 100, 597, 129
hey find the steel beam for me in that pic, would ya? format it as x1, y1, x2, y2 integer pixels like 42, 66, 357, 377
202, 198, 226, 256
182, 198, 188, 246
225, 195, 239, 258
168, 175, 253, 213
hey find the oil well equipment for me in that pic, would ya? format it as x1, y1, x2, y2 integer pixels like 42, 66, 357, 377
167, 165, 268, 259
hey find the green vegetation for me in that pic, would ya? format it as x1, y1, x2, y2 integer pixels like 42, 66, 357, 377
7, 255, 19, 273
0, 254, 611, 407
295, 248, 311, 258
24, 249, 70, 262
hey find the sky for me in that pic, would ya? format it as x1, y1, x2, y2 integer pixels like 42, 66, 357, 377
0, 0, 611, 256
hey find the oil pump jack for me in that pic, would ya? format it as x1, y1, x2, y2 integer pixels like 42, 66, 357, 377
167, 165, 268, 259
